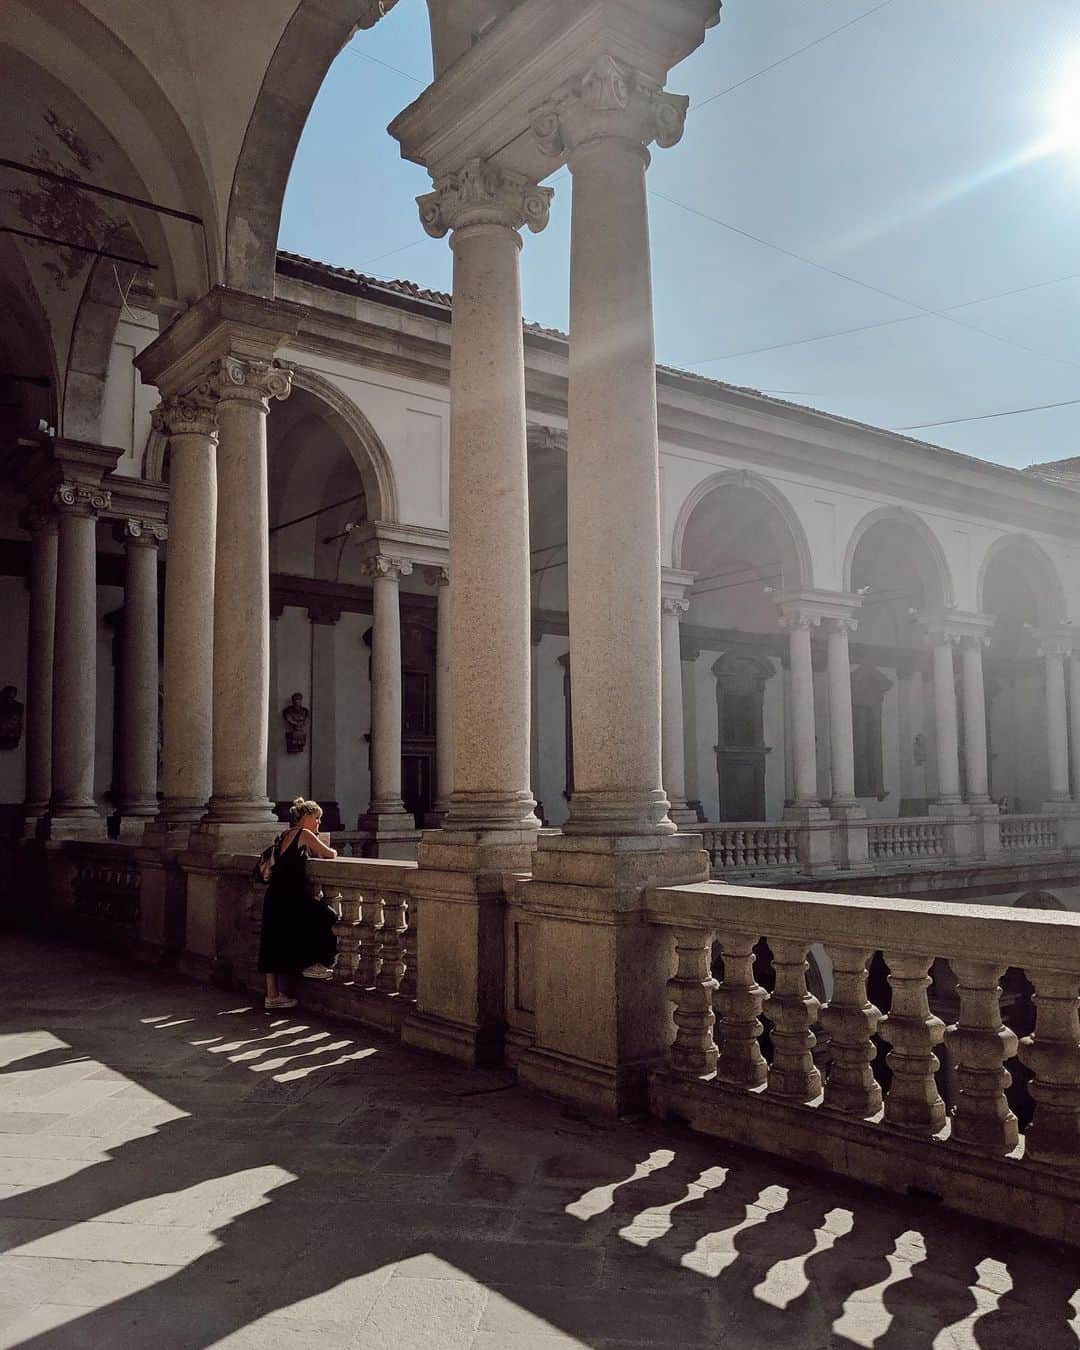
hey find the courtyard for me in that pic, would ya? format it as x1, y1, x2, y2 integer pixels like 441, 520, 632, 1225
0, 935, 1076, 1350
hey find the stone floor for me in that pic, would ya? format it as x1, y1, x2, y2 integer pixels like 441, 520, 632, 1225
0, 937, 1077, 1350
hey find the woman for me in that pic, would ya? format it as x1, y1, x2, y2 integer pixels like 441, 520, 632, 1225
259, 798, 339, 1011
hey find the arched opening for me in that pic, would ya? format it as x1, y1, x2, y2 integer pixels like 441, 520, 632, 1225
677, 473, 812, 822
979, 536, 1065, 811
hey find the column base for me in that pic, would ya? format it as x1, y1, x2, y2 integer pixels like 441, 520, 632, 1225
204, 796, 277, 826
562, 788, 676, 837
187, 819, 282, 857
442, 789, 540, 834
21, 806, 48, 840
1043, 798, 1080, 815
967, 799, 1000, 817
417, 825, 540, 874
39, 809, 106, 842
667, 797, 700, 828
828, 800, 866, 821
929, 800, 970, 817
355, 807, 421, 861
783, 802, 830, 822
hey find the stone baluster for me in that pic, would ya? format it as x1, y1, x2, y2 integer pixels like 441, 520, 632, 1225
354, 890, 384, 988
207, 356, 293, 826
118, 519, 168, 823
1018, 970, 1080, 1166
820, 946, 882, 1116
20, 509, 58, 831
399, 899, 418, 1001
332, 884, 361, 983
714, 931, 768, 1088
880, 951, 947, 1133
946, 960, 1018, 1154
665, 927, 718, 1078
766, 939, 822, 1101
376, 890, 407, 994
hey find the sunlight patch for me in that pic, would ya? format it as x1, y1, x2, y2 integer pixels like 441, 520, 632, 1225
680, 1185, 789, 1278
617, 1165, 728, 1247
753, 1206, 854, 1309
273, 1046, 377, 1081
564, 1149, 675, 1221
831, 1229, 927, 1347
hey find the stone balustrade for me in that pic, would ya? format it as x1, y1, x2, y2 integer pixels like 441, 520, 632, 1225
647, 880, 1080, 1243
1000, 814, 1059, 853
867, 818, 946, 862
700, 823, 800, 872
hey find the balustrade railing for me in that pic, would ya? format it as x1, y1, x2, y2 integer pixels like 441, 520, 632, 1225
307, 857, 418, 1004
648, 882, 1080, 1243
700, 823, 800, 871
867, 818, 945, 862
1000, 814, 1059, 853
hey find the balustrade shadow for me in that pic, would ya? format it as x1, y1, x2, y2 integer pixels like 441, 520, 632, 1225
0, 938, 1076, 1349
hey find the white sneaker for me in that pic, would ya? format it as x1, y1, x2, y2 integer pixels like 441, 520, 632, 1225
301, 964, 334, 981
265, 995, 298, 1010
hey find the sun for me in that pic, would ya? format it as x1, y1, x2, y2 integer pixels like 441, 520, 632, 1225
1044, 52, 1080, 156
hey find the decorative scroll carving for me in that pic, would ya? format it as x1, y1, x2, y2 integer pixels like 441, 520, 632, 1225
419, 158, 553, 238
422, 565, 450, 588
152, 390, 218, 440
361, 555, 413, 581
661, 597, 689, 619
211, 356, 294, 410
122, 519, 168, 547
54, 482, 111, 515
532, 54, 689, 160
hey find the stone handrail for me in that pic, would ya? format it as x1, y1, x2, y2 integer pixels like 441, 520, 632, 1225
867, 818, 945, 861
699, 823, 800, 871
307, 857, 419, 1000
1000, 814, 1059, 852
646, 881, 1080, 1243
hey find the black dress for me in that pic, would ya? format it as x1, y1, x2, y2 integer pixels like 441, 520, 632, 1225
257, 832, 338, 975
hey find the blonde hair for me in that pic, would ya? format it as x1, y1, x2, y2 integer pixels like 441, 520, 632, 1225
288, 798, 322, 826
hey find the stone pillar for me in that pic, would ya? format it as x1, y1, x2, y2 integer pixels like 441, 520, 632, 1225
781, 615, 821, 815
960, 635, 992, 809
205, 356, 292, 830
357, 555, 416, 846
529, 628, 543, 826
536, 58, 690, 840
417, 161, 550, 859
308, 601, 342, 827
153, 394, 218, 831
661, 596, 695, 826
45, 482, 110, 837
20, 510, 58, 832
424, 565, 452, 826
930, 634, 963, 812
681, 642, 702, 820
1041, 638, 1072, 808
1070, 654, 1080, 805
118, 519, 167, 824
825, 616, 859, 816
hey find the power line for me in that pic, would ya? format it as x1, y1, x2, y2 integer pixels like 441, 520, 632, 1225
693, 0, 896, 112
339, 45, 426, 86
898, 396, 1080, 431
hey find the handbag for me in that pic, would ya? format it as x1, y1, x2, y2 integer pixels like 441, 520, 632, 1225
251, 836, 280, 885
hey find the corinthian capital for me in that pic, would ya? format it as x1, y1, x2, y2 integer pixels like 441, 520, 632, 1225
152, 389, 217, 441
362, 554, 413, 581
211, 356, 294, 410
661, 597, 689, 618
418, 158, 553, 238
532, 55, 689, 161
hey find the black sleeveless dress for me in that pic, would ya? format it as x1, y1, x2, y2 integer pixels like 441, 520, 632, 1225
257, 832, 338, 975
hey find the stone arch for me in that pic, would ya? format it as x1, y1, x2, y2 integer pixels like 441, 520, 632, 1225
1013, 890, 1065, 910
842, 506, 955, 613
672, 469, 814, 589
287, 367, 399, 524
225, 0, 402, 297
976, 533, 1067, 630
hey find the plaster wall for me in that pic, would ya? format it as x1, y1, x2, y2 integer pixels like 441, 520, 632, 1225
270, 606, 313, 805
336, 612, 373, 829
100, 310, 159, 477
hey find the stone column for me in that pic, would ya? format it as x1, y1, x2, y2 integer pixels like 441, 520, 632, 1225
530, 628, 543, 826
661, 597, 695, 825
20, 510, 58, 831
424, 565, 452, 824
930, 634, 963, 812
532, 56, 691, 838
1041, 638, 1072, 807
681, 642, 702, 819
960, 635, 992, 808
205, 356, 292, 828
824, 616, 859, 815
308, 601, 342, 826
118, 519, 167, 823
418, 161, 550, 854
357, 555, 414, 837
153, 394, 218, 829
781, 614, 821, 814
45, 482, 110, 837
1070, 654, 1080, 805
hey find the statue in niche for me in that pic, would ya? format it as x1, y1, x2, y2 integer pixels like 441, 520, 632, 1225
282, 692, 310, 755
0, 686, 23, 751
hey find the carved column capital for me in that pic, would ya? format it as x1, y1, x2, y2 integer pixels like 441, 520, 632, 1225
419, 158, 553, 238
532, 55, 689, 163
778, 611, 819, 633
211, 356, 293, 411
152, 390, 218, 440
120, 519, 168, 548
53, 482, 111, 517
361, 554, 413, 581
661, 596, 689, 619
19, 506, 58, 537
822, 614, 858, 635
422, 564, 450, 588
306, 599, 342, 626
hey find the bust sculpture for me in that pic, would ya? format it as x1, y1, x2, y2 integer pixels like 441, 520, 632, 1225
0, 686, 23, 751
282, 692, 310, 755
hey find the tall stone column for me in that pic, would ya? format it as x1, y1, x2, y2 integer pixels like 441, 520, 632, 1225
153, 394, 218, 830
357, 555, 415, 843
661, 596, 695, 825
960, 635, 992, 808
781, 614, 821, 815
20, 510, 58, 832
308, 600, 342, 827
424, 565, 452, 825
118, 519, 167, 823
930, 634, 963, 812
534, 56, 690, 839
681, 642, 702, 819
824, 616, 859, 815
45, 482, 110, 837
1041, 638, 1072, 807
418, 161, 549, 857
205, 356, 291, 828
1070, 654, 1080, 805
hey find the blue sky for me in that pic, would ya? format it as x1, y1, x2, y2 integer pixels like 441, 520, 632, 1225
279, 0, 1080, 469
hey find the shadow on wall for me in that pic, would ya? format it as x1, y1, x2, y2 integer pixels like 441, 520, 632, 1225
0, 937, 1078, 1349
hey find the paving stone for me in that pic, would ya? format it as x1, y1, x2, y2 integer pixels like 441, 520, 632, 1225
0, 1112, 68, 1134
